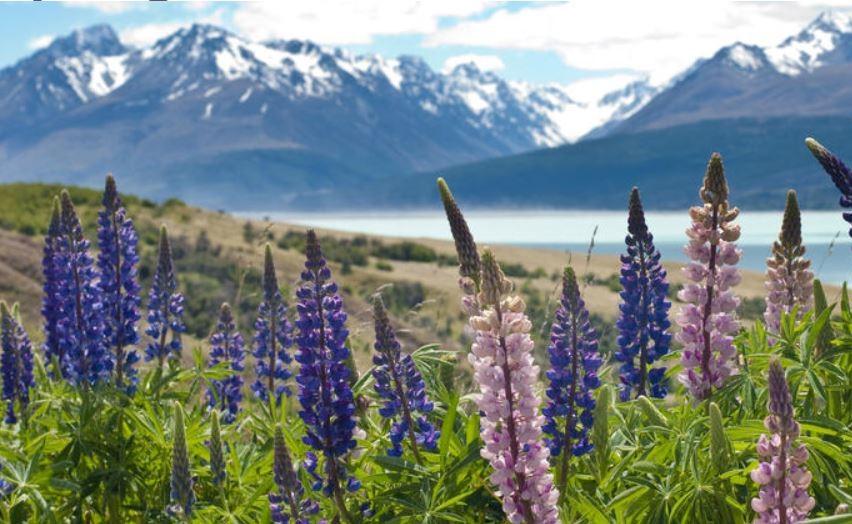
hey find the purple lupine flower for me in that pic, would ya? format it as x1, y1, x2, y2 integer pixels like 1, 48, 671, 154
764, 191, 814, 336
252, 244, 294, 405
750, 358, 815, 523
41, 197, 63, 376
55, 191, 112, 386
467, 249, 559, 524
294, 230, 359, 502
145, 226, 185, 369
543, 266, 602, 491
206, 303, 245, 424
371, 295, 438, 462
676, 154, 742, 401
805, 137, 852, 242
170, 403, 194, 517
1, 303, 35, 424
615, 188, 671, 400
97, 175, 141, 391
269, 424, 319, 523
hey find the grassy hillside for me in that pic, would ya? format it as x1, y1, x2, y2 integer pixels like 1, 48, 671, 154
375, 116, 852, 211
0, 182, 844, 377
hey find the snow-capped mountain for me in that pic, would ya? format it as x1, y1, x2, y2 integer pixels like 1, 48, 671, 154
614, 10, 852, 134
0, 22, 654, 208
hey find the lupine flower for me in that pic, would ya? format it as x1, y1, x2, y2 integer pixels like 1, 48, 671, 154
170, 403, 194, 517
615, 188, 671, 400
371, 295, 438, 461
208, 410, 225, 485
467, 249, 559, 524
145, 226, 186, 368
437, 178, 481, 286
55, 191, 112, 385
543, 267, 602, 489
294, 230, 359, 502
97, 175, 141, 391
269, 424, 319, 523
206, 303, 245, 424
764, 190, 814, 335
750, 358, 815, 523
1, 303, 35, 424
41, 197, 63, 375
252, 244, 294, 405
676, 154, 742, 401
805, 137, 852, 241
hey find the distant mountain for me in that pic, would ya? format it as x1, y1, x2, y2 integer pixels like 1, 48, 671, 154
3, 13, 852, 211
378, 116, 852, 211
0, 23, 652, 209
613, 11, 852, 134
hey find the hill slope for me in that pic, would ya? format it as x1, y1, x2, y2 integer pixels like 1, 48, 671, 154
382, 116, 852, 211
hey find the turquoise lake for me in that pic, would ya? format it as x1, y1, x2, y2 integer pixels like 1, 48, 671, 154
240, 210, 851, 285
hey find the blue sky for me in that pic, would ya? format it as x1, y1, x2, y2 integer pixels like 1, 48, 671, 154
1, 1, 848, 90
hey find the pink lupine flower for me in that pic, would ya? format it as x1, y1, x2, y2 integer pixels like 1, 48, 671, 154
467, 249, 560, 524
677, 153, 742, 401
764, 191, 814, 336
750, 358, 815, 523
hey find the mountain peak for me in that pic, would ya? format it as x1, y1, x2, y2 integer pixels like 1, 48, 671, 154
716, 42, 770, 72
46, 24, 125, 57
809, 10, 852, 33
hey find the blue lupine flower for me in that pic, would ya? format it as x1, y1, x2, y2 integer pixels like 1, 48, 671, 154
543, 267, 602, 464
41, 198, 63, 376
252, 244, 293, 405
294, 230, 359, 497
805, 137, 852, 242
55, 191, 112, 385
614, 188, 671, 400
170, 403, 194, 517
1, 303, 35, 424
269, 424, 318, 523
145, 226, 186, 368
371, 295, 438, 460
206, 303, 245, 424
97, 176, 141, 392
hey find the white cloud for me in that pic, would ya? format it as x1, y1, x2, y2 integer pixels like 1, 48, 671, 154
442, 54, 504, 73
426, 2, 852, 83
561, 74, 644, 104
63, 1, 143, 15
28, 34, 55, 50
232, 0, 490, 44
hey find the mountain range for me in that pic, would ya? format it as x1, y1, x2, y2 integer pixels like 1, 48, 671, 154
0, 12, 851, 210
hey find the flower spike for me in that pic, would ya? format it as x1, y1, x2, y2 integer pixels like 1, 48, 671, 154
1, 303, 34, 424
206, 303, 245, 424
805, 137, 852, 241
764, 190, 813, 336
543, 266, 602, 493
251, 244, 294, 405
371, 295, 437, 461
467, 248, 559, 524
41, 197, 63, 376
615, 188, 671, 400
56, 190, 112, 385
145, 226, 186, 369
294, 230, 359, 514
437, 178, 481, 286
676, 154, 742, 401
750, 358, 815, 523
97, 175, 141, 391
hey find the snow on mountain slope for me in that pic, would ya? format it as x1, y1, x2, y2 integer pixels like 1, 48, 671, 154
766, 11, 852, 75
0, 23, 654, 149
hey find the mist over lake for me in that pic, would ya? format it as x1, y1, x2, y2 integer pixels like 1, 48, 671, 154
239, 209, 852, 284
